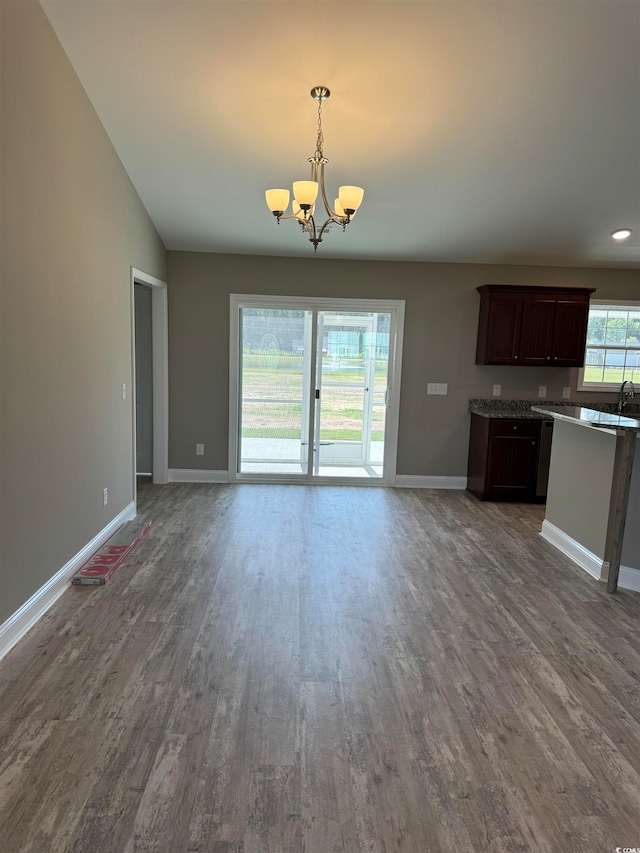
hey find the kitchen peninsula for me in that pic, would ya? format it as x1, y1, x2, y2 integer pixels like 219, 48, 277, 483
532, 405, 640, 593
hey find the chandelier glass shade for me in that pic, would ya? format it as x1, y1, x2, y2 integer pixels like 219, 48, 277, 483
264, 87, 364, 252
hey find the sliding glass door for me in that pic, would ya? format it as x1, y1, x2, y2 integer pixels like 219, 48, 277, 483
313, 311, 390, 477
238, 308, 312, 475
231, 297, 404, 483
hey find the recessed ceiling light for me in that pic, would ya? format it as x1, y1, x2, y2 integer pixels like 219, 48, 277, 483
611, 228, 633, 240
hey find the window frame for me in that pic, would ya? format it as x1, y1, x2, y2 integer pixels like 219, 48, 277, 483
577, 299, 640, 392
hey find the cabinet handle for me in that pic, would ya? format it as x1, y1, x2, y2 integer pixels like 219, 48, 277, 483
553, 356, 558, 361
513, 426, 518, 430
514, 355, 519, 360
547, 356, 551, 361
532, 441, 536, 445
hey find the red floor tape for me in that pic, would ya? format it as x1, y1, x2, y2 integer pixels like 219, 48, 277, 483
72, 520, 151, 585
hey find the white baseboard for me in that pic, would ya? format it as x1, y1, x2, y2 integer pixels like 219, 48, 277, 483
169, 470, 467, 489
0, 501, 136, 662
168, 468, 229, 484
540, 519, 605, 581
540, 519, 640, 591
619, 565, 640, 592
395, 475, 467, 489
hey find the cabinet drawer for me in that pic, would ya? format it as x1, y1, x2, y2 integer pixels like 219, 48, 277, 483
489, 419, 539, 438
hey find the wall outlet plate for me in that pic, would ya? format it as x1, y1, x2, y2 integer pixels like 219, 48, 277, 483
563, 386, 571, 399
196, 443, 205, 456
427, 383, 448, 395
492, 385, 501, 397
103, 487, 108, 506
538, 386, 547, 398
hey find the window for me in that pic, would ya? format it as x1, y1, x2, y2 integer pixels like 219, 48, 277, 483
578, 301, 640, 390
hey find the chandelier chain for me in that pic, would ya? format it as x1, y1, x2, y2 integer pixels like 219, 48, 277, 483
315, 96, 324, 160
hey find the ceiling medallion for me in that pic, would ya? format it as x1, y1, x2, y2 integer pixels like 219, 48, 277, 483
265, 87, 364, 253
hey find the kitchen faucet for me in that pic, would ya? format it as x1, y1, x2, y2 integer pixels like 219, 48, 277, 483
617, 379, 635, 414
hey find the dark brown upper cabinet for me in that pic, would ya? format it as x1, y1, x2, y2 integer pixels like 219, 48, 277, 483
475, 285, 596, 367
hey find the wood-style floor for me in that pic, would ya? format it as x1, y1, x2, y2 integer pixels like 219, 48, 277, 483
1, 484, 639, 852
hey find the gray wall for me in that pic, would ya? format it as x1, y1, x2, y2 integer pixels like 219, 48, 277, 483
167, 251, 639, 474
544, 420, 616, 564
545, 422, 639, 573
0, 0, 166, 623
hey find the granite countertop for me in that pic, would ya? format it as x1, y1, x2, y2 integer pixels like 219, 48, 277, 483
469, 399, 574, 419
469, 398, 640, 422
531, 405, 640, 432
469, 404, 552, 420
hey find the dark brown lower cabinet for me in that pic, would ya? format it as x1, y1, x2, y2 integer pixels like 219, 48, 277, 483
467, 415, 542, 502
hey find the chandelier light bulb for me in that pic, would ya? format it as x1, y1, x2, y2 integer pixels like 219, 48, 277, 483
338, 186, 364, 215
265, 189, 290, 215
293, 181, 319, 209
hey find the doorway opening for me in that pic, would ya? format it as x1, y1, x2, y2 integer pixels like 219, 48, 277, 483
130, 268, 168, 503
134, 283, 153, 477
229, 296, 405, 484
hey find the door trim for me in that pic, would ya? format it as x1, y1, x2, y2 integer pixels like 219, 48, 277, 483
130, 267, 169, 499
228, 294, 405, 485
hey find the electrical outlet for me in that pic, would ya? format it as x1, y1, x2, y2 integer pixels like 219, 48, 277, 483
196, 443, 205, 456
103, 488, 108, 506
121, 383, 127, 400
538, 386, 547, 398
427, 383, 448, 395
563, 386, 571, 399
492, 384, 501, 397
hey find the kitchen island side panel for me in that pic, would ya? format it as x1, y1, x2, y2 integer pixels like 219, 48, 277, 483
621, 438, 640, 571
545, 419, 616, 562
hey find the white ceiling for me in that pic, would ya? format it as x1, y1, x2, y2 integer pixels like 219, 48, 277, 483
41, 0, 640, 268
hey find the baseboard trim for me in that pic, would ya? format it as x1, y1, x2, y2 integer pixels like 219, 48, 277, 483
0, 501, 136, 662
540, 519, 604, 581
169, 471, 467, 488
168, 469, 230, 484
540, 520, 640, 592
619, 565, 640, 593
395, 475, 467, 489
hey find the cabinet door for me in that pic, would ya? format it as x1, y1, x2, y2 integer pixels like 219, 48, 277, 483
486, 432, 538, 498
551, 300, 590, 366
482, 295, 523, 364
519, 298, 556, 365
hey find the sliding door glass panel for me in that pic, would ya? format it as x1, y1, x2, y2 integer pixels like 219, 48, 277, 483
238, 308, 312, 475
369, 313, 390, 471
315, 311, 390, 479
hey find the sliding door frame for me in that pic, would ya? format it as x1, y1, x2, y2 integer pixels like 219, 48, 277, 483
228, 294, 405, 486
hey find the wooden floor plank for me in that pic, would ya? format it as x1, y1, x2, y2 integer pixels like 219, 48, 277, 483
1, 483, 639, 852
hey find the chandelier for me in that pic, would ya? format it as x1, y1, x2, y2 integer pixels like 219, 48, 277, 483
264, 87, 364, 252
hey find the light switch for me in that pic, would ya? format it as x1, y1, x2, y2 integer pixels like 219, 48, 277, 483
562, 386, 571, 399
492, 385, 501, 397
538, 386, 547, 398
196, 443, 205, 456
427, 383, 448, 395
121, 383, 127, 400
